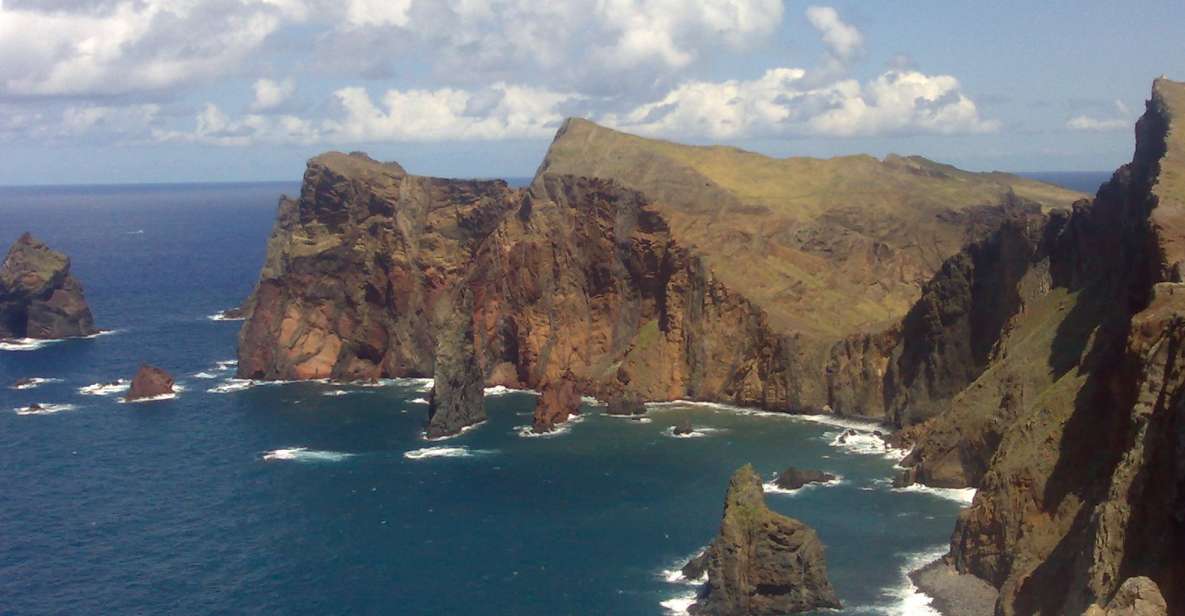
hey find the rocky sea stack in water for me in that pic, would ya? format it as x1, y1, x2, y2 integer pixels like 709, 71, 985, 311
685, 465, 840, 615
772, 467, 836, 491
425, 286, 486, 439
531, 375, 581, 434
0, 233, 97, 341
126, 365, 175, 401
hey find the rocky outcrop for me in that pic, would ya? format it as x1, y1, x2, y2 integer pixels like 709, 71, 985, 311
772, 467, 836, 491
237, 154, 815, 411
895, 78, 1185, 615
126, 364, 175, 401
604, 392, 646, 416
531, 375, 581, 433
1084, 578, 1168, 616
0, 233, 97, 340
425, 286, 485, 439
686, 465, 840, 615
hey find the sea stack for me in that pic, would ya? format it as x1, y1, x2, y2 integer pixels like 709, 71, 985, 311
126, 364, 175, 401
531, 375, 581, 433
425, 286, 486, 439
0, 233, 97, 340
686, 465, 841, 615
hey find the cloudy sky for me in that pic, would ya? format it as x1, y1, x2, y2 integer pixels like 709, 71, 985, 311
1, 0, 1182, 184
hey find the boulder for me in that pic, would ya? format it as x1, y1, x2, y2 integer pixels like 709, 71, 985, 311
773, 467, 836, 491
673, 417, 695, 436
1083, 577, 1167, 616
686, 465, 841, 615
125, 365, 175, 401
0, 233, 97, 340
605, 392, 646, 416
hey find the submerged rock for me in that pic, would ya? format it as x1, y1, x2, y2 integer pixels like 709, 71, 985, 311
126, 365, 175, 401
773, 467, 836, 491
0, 233, 98, 340
532, 376, 581, 433
425, 287, 486, 439
686, 465, 841, 615
11, 377, 36, 389
673, 417, 695, 436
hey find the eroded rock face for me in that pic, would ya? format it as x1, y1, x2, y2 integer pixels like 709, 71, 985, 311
126, 365, 175, 401
687, 465, 841, 615
531, 376, 581, 434
0, 233, 97, 340
425, 286, 485, 439
1083, 577, 1168, 616
238, 154, 809, 412
895, 78, 1185, 615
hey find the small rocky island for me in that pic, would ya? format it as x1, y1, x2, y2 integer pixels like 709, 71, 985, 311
126, 364, 175, 402
684, 465, 840, 615
0, 233, 98, 340
772, 467, 836, 491
531, 374, 581, 434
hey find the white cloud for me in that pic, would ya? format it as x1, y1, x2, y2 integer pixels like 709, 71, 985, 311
805, 5, 863, 62
154, 103, 318, 146
604, 68, 998, 139
324, 83, 577, 141
1066, 100, 1133, 132
0, 1, 292, 97
251, 78, 295, 112
345, 0, 412, 27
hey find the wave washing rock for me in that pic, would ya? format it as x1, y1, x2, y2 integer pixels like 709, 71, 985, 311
772, 467, 836, 491
0, 233, 97, 340
126, 364, 175, 401
889, 78, 1185, 615
425, 286, 485, 439
531, 375, 581, 434
684, 465, 840, 615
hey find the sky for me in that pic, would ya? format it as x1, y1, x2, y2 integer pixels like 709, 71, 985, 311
0, 0, 1182, 185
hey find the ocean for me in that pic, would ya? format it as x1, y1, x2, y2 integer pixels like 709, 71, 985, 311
0, 173, 1109, 615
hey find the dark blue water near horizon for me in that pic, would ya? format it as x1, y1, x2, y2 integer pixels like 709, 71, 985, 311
0, 174, 1108, 615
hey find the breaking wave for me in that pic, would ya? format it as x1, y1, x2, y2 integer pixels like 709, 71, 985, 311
763, 474, 845, 496
79, 380, 130, 396
13, 403, 78, 415
261, 448, 355, 463
9, 377, 62, 390
893, 484, 978, 506
403, 446, 494, 460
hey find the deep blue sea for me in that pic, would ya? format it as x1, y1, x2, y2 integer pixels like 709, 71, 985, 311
0, 173, 1109, 616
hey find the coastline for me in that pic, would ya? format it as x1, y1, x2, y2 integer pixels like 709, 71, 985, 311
909, 558, 998, 616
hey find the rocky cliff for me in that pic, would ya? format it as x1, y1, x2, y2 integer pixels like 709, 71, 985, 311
238, 155, 812, 410
893, 78, 1185, 615
0, 233, 98, 340
238, 130, 1079, 416
684, 465, 840, 615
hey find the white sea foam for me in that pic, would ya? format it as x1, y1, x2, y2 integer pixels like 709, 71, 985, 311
403, 446, 493, 460
208, 379, 254, 393
9, 377, 62, 390
515, 413, 585, 438
410, 397, 429, 404
79, 379, 130, 396
0, 338, 60, 351
322, 389, 349, 397
484, 385, 538, 396
663, 426, 725, 439
893, 484, 978, 506
121, 391, 179, 403
872, 547, 948, 616
215, 359, 238, 371
659, 550, 708, 586
14, 403, 78, 415
261, 447, 354, 463
580, 395, 604, 405
206, 309, 246, 321
660, 593, 697, 616
827, 430, 907, 461
763, 474, 845, 496
192, 371, 218, 379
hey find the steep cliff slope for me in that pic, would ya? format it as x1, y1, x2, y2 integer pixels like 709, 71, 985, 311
897, 78, 1185, 615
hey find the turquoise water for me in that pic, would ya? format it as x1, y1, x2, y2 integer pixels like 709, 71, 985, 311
0, 182, 987, 615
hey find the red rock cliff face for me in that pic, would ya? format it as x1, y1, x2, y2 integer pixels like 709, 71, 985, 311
238, 155, 807, 411
894, 78, 1185, 615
